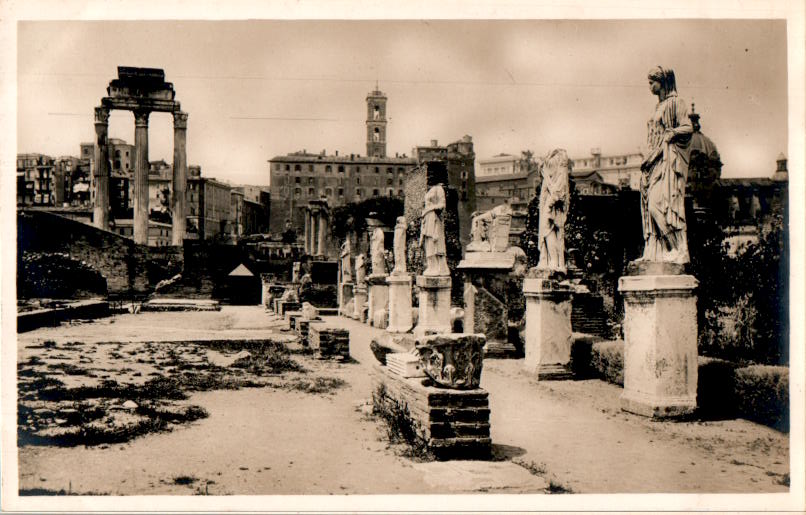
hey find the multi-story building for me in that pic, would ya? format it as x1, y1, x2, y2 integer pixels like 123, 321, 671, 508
187, 166, 233, 241
113, 219, 173, 247
478, 153, 522, 178
231, 189, 244, 239
237, 185, 271, 234
269, 88, 418, 235
17, 153, 55, 206
570, 148, 644, 191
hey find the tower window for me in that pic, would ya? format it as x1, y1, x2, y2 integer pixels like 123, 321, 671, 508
373, 128, 380, 142
325, 165, 332, 173
374, 167, 379, 174
373, 105, 380, 120
356, 188, 362, 197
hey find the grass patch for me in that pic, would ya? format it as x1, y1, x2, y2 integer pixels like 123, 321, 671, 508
19, 488, 108, 496
284, 376, 346, 395
372, 383, 433, 461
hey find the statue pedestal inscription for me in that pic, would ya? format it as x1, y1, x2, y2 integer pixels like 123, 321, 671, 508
522, 277, 574, 379
414, 275, 452, 337
367, 274, 390, 328
618, 273, 698, 418
386, 273, 413, 333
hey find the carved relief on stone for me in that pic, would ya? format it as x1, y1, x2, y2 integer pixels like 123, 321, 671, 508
415, 334, 485, 389
370, 227, 386, 276
467, 204, 512, 253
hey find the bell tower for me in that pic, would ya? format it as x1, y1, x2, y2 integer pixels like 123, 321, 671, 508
366, 87, 387, 158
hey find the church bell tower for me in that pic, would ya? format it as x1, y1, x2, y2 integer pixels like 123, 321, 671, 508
366, 87, 387, 158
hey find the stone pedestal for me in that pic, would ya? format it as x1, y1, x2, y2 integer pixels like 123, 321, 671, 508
353, 285, 368, 322
414, 275, 452, 337
367, 274, 389, 327
386, 274, 413, 333
339, 282, 354, 317
618, 273, 698, 418
522, 278, 574, 379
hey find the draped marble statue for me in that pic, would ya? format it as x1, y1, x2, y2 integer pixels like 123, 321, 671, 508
355, 254, 366, 285
639, 66, 693, 264
392, 216, 407, 275
537, 148, 571, 273
340, 238, 353, 283
419, 185, 449, 276
468, 204, 513, 253
370, 227, 387, 276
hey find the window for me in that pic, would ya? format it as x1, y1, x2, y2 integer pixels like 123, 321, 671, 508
325, 188, 332, 196
386, 178, 393, 185
354, 166, 361, 173
399, 178, 404, 186
338, 188, 344, 196
338, 165, 344, 173
294, 164, 301, 171
374, 166, 379, 173
356, 177, 360, 185
295, 177, 301, 184
308, 164, 314, 172
356, 188, 362, 197
397, 167, 403, 173
308, 187, 314, 196
372, 189, 379, 196
387, 189, 394, 196
285, 164, 290, 171
398, 189, 404, 196
325, 165, 332, 173
294, 188, 301, 198
308, 177, 314, 185
387, 167, 393, 174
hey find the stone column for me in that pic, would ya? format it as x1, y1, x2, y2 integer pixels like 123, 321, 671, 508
386, 273, 413, 333
303, 209, 311, 254
172, 111, 188, 246
317, 211, 328, 256
133, 109, 150, 245
414, 275, 452, 337
618, 274, 698, 418
92, 107, 110, 230
311, 209, 319, 255
522, 277, 574, 379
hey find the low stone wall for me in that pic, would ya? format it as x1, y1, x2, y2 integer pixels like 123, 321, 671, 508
371, 364, 491, 460
570, 336, 789, 432
17, 300, 110, 333
309, 326, 349, 360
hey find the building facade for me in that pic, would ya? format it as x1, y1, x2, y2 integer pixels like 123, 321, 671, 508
269, 88, 418, 235
17, 154, 55, 206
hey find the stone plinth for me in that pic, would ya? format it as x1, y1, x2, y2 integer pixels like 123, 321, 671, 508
367, 274, 390, 328
457, 251, 515, 270
372, 364, 491, 460
414, 275, 452, 337
522, 278, 574, 379
338, 282, 354, 316
386, 274, 413, 333
618, 273, 698, 418
297, 319, 324, 347
309, 326, 350, 360
353, 285, 368, 322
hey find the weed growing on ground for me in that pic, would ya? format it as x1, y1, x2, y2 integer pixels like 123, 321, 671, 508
283, 376, 346, 395
512, 458, 574, 494
371, 384, 433, 461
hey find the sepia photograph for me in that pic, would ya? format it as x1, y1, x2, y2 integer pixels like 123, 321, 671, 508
1, 1, 804, 513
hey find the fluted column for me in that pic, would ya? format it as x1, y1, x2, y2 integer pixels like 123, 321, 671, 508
310, 209, 318, 255
172, 111, 188, 245
93, 107, 110, 230
133, 109, 150, 245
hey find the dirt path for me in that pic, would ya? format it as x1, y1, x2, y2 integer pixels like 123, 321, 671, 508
16, 308, 789, 495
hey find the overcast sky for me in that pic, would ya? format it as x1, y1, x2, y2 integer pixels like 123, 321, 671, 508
17, 19, 788, 185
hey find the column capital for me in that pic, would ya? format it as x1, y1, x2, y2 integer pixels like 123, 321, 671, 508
94, 107, 110, 124
173, 111, 188, 129
134, 109, 151, 128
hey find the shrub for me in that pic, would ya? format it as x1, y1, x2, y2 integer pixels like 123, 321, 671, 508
18, 252, 107, 299
734, 365, 789, 432
590, 341, 624, 386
